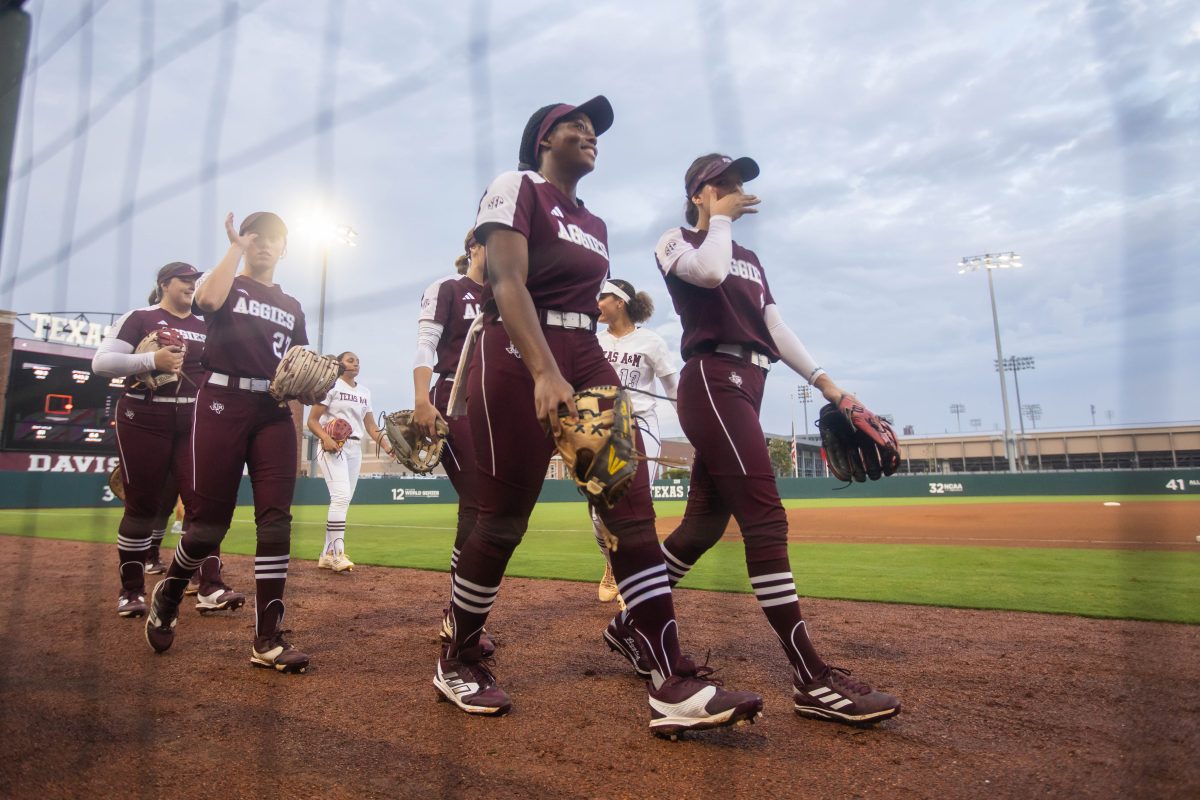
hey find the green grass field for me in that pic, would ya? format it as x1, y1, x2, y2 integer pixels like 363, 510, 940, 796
2, 496, 1197, 624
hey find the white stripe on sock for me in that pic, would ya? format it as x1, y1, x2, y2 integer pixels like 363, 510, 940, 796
453, 574, 500, 595
624, 586, 672, 612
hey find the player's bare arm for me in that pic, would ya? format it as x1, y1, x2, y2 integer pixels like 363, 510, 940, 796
306, 403, 340, 452
363, 413, 391, 455
486, 228, 578, 434
194, 213, 253, 312
412, 365, 446, 440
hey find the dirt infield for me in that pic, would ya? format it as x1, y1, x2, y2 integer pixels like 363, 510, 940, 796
655, 500, 1200, 550
1, 536, 1197, 800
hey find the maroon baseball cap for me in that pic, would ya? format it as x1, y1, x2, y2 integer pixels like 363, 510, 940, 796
239, 211, 288, 239
519, 95, 614, 169
685, 154, 760, 198
156, 262, 201, 282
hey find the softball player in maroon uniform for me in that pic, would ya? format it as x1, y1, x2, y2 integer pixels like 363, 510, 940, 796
93, 262, 243, 617
433, 96, 762, 737
413, 229, 485, 589
653, 153, 900, 724
145, 211, 312, 674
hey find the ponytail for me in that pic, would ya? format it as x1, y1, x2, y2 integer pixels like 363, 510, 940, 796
148, 284, 162, 305
627, 291, 655, 324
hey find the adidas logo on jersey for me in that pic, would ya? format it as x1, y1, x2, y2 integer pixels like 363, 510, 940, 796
550, 206, 565, 218
463, 292, 475, 301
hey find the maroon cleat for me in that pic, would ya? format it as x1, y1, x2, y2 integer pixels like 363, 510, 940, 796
196, 582, 246, 614
433, 645, 511, 716
438, 608, 496, 658
250, 632, 310, 674
648, 657, 763, 740
117, 588, 146, 618
144, 581, 179, 653
793, 666, 900, 726
603, 612, 651, 679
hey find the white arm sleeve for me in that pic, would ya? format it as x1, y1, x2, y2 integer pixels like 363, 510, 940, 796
413, 320, 444, 370
764, 304, 826, 385
91, 330, 156, 377
655, 216, 734, 288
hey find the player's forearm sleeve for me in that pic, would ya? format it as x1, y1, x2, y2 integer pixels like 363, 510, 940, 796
413, 320, 444, 370
659, 371, 679, 403
764, 304, 825, 385
92, 336, 156, 377
665, 216, 734, 288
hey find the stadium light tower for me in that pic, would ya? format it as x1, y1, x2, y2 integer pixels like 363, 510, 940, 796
949, 403, 965, 432
996, 356, 1035, 468
798, 384, 812, 432
296, 216, 358, 355
1023, 403, 1042, 429
958, 251, 1022, 472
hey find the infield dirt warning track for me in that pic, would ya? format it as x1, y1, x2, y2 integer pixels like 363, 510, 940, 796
654, 499, 1200, 551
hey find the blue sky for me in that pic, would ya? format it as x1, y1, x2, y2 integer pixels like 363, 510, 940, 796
2, 0, 1196, 439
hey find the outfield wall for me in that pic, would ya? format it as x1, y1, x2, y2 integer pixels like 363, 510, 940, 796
2, 469, 1199, 509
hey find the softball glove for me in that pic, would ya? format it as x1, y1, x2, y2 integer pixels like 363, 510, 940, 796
132, 328, 187, 389
817, 395, 901, 482
323, 418, 354, 447
108, 464, 126, 502
555, 386, 638, 511
383, 410, 449, 474
269, 346, 341, 405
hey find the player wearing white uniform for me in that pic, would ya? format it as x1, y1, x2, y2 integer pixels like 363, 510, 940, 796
306, 352, 390, 572
592, 279, 679, 604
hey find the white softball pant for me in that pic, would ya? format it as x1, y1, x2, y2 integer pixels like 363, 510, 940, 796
317, 438, 362, 554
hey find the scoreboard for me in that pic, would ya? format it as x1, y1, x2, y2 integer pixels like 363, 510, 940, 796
3, 349, 124, 453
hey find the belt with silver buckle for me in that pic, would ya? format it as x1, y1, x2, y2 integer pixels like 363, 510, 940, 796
125, 392, 197, 404
714, 344, 771, 370
540, 309, 597, 332
208, 371, 272, 393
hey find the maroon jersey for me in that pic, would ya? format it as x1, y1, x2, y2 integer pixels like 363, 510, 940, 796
419, 274, 484, 375
474, 170, 610, 318
655, 227, 780, 362
197, 273, 309, 379
112, 306, 208, 395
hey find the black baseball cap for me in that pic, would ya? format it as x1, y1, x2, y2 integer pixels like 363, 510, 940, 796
685, 154, 760, 198
156, 262, 201, 282
518, 95, 614, 170
239, 211, 288, 239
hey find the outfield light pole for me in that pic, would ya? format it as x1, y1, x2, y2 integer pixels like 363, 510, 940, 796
950, 403, 965, 432
302, 219, 357, 477
316, 223, 358, 355
996, 355, 1035, 469
959, 251, 1022, 472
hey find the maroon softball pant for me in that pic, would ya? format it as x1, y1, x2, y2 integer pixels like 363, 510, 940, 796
432, 376, 479, 553
671, 353, 789, 563
188, 383, 297, 542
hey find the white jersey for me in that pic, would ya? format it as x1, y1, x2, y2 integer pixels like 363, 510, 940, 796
319, 378, 373, 440
597, 327, 677, 417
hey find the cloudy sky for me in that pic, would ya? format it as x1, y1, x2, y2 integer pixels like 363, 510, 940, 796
2, 0, 1196, 440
